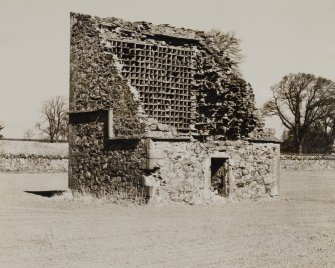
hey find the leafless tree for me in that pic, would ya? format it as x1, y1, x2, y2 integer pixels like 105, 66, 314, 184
207, 29, 244, 74
262, 73, 335, 153
36, 96, 68, 143
23, 129, 35, 140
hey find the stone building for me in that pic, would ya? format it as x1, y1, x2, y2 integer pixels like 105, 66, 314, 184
69, 12, 280, 203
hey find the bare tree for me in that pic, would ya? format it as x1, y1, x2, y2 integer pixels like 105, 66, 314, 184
262, 73, 335, 153
23, 129, 35, 140
207, 29, 244, 74
36, 96, 68, 143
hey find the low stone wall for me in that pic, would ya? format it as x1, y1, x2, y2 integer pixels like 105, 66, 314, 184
0, 154, 68, 173
281, 154, 335, 170
0, 140, 68, 173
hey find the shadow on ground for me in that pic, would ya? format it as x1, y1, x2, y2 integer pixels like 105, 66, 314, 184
24, 190, 65, 198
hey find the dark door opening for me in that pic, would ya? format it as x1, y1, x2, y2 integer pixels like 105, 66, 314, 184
211, 157, 229, 196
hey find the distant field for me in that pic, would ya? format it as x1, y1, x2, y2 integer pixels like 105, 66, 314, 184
0, 171, 335, 267
0, 139, 68, 157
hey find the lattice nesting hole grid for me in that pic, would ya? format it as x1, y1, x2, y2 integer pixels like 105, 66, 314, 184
108, 39, 195, 131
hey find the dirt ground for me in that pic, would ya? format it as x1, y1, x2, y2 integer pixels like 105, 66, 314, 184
1, 171, 335, 268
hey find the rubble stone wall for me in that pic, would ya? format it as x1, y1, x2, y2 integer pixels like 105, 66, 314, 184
69, 13, 148, 196
281, 154, 335, 170
69, 113, 147, 196
145, 140, 280, 203
70, 13, 145, 137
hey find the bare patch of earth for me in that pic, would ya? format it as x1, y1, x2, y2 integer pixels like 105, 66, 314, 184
1, 171, 335, 267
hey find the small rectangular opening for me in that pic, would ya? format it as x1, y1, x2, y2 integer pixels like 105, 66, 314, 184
108, 110, 114, 138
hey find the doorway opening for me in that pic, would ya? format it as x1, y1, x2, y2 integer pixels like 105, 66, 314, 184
211, 157, 229, 196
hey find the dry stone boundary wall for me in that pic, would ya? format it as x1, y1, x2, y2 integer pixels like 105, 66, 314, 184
281, 154, 335, 171
0, 140, 68, 173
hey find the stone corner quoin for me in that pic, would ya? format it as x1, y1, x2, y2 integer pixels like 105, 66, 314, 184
68, 12, 280, 204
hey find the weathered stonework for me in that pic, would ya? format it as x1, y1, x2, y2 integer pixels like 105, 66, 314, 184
69, 113, 147, 196
144, 140, 280, 203
69, 12, 280, 203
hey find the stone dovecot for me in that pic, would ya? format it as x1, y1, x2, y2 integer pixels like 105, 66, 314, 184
69, 12, 281, 203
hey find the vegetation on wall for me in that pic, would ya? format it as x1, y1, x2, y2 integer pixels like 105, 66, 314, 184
193, 30, 258, 139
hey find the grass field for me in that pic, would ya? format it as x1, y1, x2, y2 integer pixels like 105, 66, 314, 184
0, 171, 335, 267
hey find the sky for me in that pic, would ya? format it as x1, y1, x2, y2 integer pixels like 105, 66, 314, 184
0, 0, 335, 138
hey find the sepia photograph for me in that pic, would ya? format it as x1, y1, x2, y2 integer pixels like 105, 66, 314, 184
1, 0, 335, 267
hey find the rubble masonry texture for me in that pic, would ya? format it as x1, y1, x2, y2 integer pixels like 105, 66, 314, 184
146, 140, 280, 202
69, 12, 280, 202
